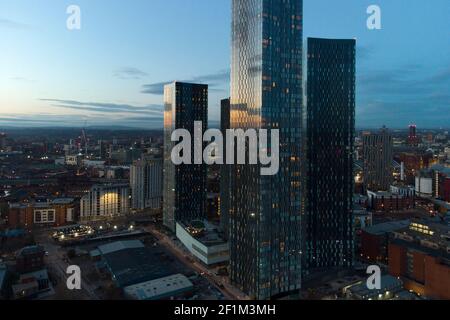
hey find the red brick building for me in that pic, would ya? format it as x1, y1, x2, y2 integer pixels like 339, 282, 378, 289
388, 220, 450, 300
359, 220, 410, 263
15, 245, 45, 273
438, 173, 450, 202
7, 198, 77, 230
367, 190, 414, 212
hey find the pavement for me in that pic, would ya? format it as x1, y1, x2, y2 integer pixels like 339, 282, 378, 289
144, 224, 250, 300
34, 231, 100, 300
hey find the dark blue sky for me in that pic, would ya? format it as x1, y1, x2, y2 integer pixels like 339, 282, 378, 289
1, 0, 449, 128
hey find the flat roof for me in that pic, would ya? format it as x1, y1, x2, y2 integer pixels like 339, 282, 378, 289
364, 220, 410, 236
178, 220, 227, 247
20, 269, 49, 281
103, 247, 173, 288
51, 198, 75, 205
347, 275, 403, 297
124, 274, 193, 300
0, 265, 7, 289
16, 245, 44, 257
97, 240, 144, 256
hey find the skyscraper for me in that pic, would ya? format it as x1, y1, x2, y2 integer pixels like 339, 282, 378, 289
0, 132, 7, 151
163, 82, 208, 232
130, 157, 163, 210
220, 98, 231, 239
363, 127, 393, 192
229, 0, 303, 299
408, 124, 419, 146
304, 38, 356, 274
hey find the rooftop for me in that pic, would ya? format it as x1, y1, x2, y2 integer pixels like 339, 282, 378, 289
363, 220, 410, 236
103, 247, 173, 288
97, 240, 144, 256
179, 220, 226, 247
345, 275, 403, 299
123, 274, 193, 300
16, 245, 44, 257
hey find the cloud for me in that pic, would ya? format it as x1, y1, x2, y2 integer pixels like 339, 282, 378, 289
0, 113, 164, 129
141, 81, 169, 95
356, 45, 373, 61
141, 69, 230, 95
40, 99, 163, 116
0, 18, 29, 29
113, 67, 148, 80
357, 64, 450, 128
10, 77, 35, 83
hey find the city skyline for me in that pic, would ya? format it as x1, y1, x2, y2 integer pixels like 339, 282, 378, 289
1, 0, 449, 129
1, 0, 450, 305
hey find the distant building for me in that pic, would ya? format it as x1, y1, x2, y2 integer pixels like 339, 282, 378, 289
396, 151, 434, 185
389, 220, 450, 299
219, 98, 230, 239
80, 184, 130, 221
408, 124, 419, 147
15, 245, 45, 273
343, 275, 404, 300
390, 184, 415, 198
431, 164, 450, 201
304, 37, 356, 274
0, 263, 8, 299
130, 158, 163, 210
12, 269, 50, 299
0, 132, 7, 151
367, 190, 414, 212
8, 198, 76, 229
363, 128, 393, 191
123, 274, 194, 300
360, 220, 410, 263
65, 154, 82, 166
176, 220, 229, 265
163, 82, 208, 231
438, 171, 450, 202
415, 169, 433, 198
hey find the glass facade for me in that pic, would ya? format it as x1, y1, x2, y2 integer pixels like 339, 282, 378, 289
229, 0, 303, 299
304, 38, 356, 273
163, 82, 208, 231
220, 98, 231, 240
362, 127, 393, 192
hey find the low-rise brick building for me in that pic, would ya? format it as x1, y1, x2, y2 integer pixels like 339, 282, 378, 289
7, 198, 77, 229
388, 220, 450, 300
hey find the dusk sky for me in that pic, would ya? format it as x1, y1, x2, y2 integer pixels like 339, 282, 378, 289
1, 0, 449, 129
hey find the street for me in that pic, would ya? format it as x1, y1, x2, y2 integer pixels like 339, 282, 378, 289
144, 224, 250, 300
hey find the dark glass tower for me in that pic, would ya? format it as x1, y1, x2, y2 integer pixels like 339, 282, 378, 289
220, 98, 231, 239
229, 0, 303, 299
304, 38, 356, 274
163, 82, 208, 231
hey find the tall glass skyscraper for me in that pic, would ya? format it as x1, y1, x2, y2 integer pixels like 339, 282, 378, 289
163, 82, 208, 231
220, 98, 231, 240
229, 0, 303, 299
304, 38, 356, 274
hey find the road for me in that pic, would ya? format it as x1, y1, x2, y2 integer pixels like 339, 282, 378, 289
144, 225, 250, 300
34, 231, 100, 300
